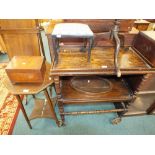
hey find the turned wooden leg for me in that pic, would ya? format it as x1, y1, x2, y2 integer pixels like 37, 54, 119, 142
53, 76, 65, 125
15, 95, 32, 129
44, 89, 60, 127
58, 101, 65, 124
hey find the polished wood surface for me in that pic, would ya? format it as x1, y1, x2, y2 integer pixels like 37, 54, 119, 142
5, 56, 46, 84
51, 47, 154, 76
133, 32, 155, 67
0, 19, 42, 59
125, 74, 155, 93
60, 77, 133, 104
1, 33, 41, 59
6, 56, 45, 69
29, 98, 57, 120
4, 62, 53, 95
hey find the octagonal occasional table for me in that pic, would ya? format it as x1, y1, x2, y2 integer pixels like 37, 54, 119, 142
3, 62, 60, 129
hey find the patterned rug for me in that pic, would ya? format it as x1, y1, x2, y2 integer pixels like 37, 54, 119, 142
0, 63, 20, 135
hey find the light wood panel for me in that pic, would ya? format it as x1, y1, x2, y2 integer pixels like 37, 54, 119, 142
2, 33, 40, 58
0, 19, 42, 59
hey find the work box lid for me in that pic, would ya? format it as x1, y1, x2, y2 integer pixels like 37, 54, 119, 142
6, 56, 45, 71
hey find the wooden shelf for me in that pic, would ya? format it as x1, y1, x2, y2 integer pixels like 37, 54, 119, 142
60, 77, 133, 104
51, 47, 155, 76
118, 94, 155, 116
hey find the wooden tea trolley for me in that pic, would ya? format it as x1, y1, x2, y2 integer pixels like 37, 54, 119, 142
46, 20, 155, 125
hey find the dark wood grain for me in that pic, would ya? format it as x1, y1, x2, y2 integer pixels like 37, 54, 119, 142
4, 62, 53, 95
133, 32, 155, 67
60, 77, 133, 104
5, 56, 46, 84
125, 74, 155, 93
50, 47, 154, 76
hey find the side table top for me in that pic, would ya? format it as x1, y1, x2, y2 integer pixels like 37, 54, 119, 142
3, 62, 53, 95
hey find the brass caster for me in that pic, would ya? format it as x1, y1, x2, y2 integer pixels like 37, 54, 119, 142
58, 120, 65, 127
111, 117, 122, 125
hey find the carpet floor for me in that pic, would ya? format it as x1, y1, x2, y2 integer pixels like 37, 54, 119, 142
13, 91, 155, 135
0, 63, 20, 135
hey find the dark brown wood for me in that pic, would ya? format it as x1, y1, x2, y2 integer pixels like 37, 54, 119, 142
15, 95, 32, 129
61, 109, 126, 115
53, 76, 65, 123
63, 19, 135, 32
47, 20, 155, 124
46, 20, 136, 52
50, 47, 154, 76
5, 56, 46, 84
57, 101, 65, 123
133, 32, 155, 67
60, 77, 132, 104
125, 74, 155, 94
70, 76, 112, 94
120, 33, 137, 47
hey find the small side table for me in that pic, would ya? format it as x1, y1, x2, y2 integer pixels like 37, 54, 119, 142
3, 62, 60, 129
52, 23, 94, 63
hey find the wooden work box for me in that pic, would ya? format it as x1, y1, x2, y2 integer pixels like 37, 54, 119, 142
5, 56, 46, 84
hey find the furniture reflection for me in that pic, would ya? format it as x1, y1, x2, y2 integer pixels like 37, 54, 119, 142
47, 20, 155, 125
3, 62, 60, 128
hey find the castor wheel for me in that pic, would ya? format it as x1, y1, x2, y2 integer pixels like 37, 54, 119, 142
58, 120, 65, 127
111, 117, 122, 125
